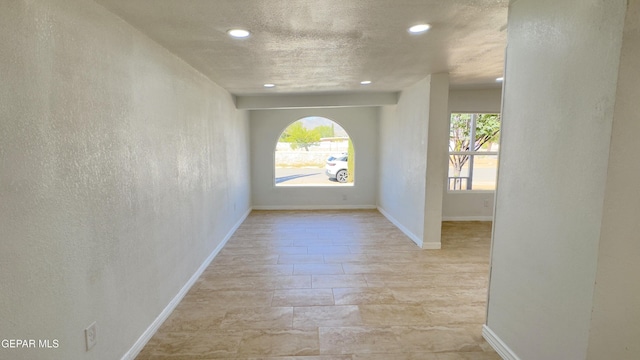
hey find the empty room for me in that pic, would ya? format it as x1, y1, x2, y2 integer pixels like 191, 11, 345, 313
1, 0, 638, 359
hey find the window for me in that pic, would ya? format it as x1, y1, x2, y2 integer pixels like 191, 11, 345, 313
274, 117, 354, 187
448, 113, 501, 191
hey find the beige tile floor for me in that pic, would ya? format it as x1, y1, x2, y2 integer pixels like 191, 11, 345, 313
136, 210, 501, 360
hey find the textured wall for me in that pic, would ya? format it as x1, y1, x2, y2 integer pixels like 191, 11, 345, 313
588, 1, 640, 358
423, 74, 449, 248
0, 1, 250, 359
486, 0, 627, 358
378, 77, 431, 246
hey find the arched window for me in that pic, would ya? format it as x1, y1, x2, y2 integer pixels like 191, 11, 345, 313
274, 117, 355, 187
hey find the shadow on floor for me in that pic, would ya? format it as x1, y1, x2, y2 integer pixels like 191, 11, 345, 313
275, 172, 322, 184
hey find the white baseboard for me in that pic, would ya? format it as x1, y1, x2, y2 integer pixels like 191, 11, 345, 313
442, 216, 493, 221
482, 324, 521, 360
422, 241, 442, 250
377, 206, 441, 249
252, 205, 377, 210
121, 207, 252, 360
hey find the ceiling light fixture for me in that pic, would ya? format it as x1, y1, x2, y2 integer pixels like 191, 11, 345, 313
408, 24, 431, 34
227, 29, 250, 38
264, 83, 276, 88
360, 80, 372, 85
496, 77, 504, 82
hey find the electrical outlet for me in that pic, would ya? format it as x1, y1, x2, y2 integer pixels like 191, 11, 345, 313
483, 199, 489, 208
85, 322, 97, 351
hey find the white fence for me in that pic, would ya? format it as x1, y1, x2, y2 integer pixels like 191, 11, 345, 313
275, 141, 348, 167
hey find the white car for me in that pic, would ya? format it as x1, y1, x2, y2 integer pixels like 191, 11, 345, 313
325, 155, 348, 183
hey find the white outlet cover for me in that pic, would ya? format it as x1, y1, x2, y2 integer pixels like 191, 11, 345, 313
85, 322, 97, 350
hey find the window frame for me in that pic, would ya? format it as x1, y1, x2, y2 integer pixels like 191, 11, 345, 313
273, 117, 355, 187
447, 112, 500, 192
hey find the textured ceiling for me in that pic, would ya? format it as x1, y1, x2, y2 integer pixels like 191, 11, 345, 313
94, 0, 508, 95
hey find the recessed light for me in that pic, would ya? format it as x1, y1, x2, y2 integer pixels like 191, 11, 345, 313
264, 83, 276, 88
360, 80, 372, 85
408, 24, 431, 34
496, 77, 504, 82
227, 29, 250, 38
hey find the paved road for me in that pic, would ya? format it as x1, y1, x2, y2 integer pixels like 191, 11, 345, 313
275, 167, 342, 185
274, 166, 497, 187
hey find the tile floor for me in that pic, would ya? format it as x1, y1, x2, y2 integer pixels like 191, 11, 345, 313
136, 210, 501, 360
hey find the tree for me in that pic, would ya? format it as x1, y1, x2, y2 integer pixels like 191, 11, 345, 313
280, 121, 321, 151
347, 139, 355, 183
449, 113, 500, 177
315, 125, 335, 138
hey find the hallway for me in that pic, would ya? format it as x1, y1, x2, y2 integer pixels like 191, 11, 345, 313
136, 210, 500, 359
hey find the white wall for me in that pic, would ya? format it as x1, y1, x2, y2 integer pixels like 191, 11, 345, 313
237, 92, 398, 109
449, 88, 502, 114
443, 89, 502, 220
442, 192, 495, 220
485, 0, 627, 359
0, 1, 251, 359
378, 76, 431, 247
250, 107, 378, 209
587, 1, 640, 358
423, 74, 450, 247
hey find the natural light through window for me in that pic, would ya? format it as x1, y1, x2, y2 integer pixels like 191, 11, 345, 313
448, 113, 501, 191
275, 117, 354, 187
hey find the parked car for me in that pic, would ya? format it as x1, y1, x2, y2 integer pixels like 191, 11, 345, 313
326, 154, 348, 183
